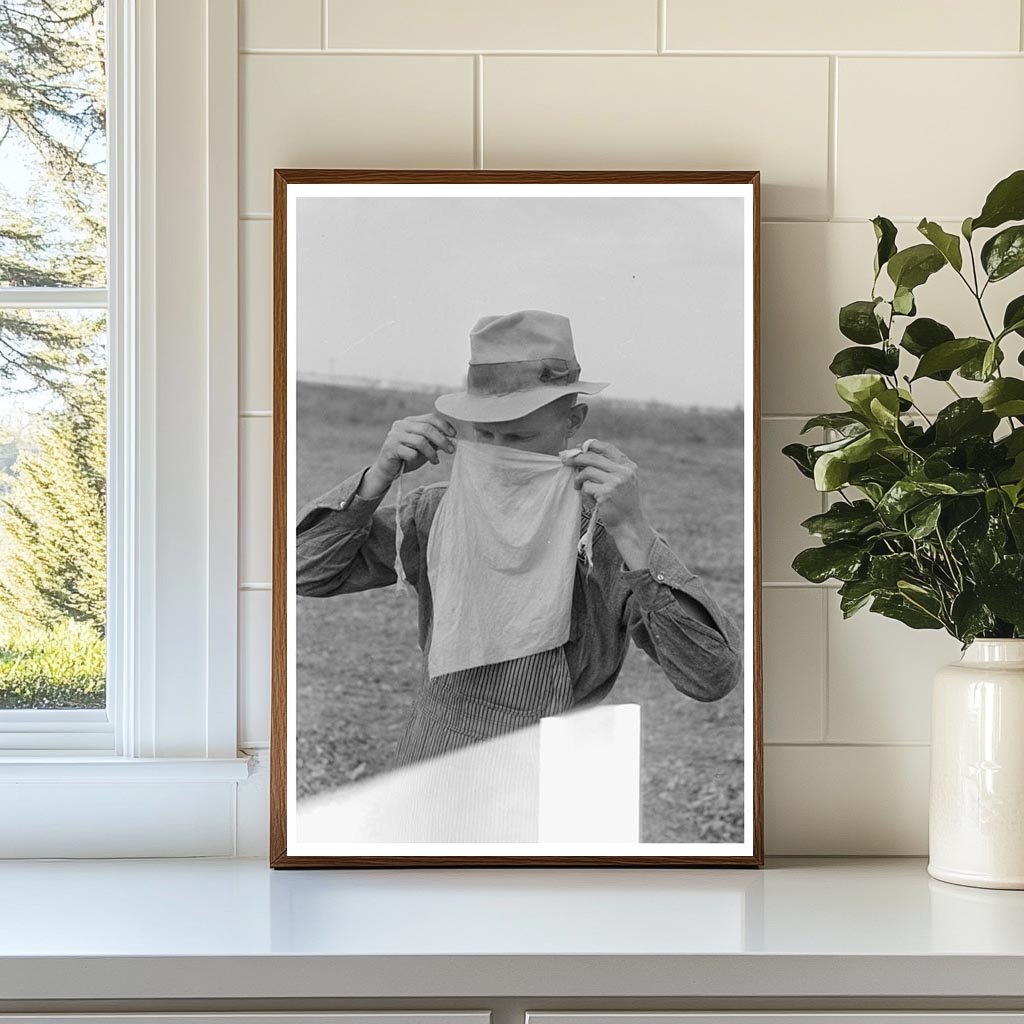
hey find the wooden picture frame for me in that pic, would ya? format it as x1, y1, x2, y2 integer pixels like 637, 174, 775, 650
271, 170, 763, 867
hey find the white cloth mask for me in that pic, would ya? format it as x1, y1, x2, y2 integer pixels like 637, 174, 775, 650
425, 438, 582, 678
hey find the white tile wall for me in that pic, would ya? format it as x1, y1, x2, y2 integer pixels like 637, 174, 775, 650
482, 56, 831, 219
326, 0, 656, 51
238, 590, 272, 748
240, 54, 474, 213
235, 1, 1024, 854
762, 588, 825, 744
835, 58, 1024, 220
241, 0, 321, 50
239, 416, 272, 586
825, 603, 962, 744
665, 0, 1021, 53
765, 744, 931, 855
240, 219, 272, 412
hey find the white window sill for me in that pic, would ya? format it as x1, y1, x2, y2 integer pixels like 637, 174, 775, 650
0, 754, 253, 782
0, 754, 257, 857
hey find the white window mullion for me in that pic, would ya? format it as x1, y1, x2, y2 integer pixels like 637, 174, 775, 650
0, 287, 108, 309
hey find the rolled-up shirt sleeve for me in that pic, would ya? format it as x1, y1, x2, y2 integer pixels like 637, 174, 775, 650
619, 533, 743, 702
295, 466, 400, 596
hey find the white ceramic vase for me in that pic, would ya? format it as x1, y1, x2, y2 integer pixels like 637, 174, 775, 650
928, 639, 1024, 889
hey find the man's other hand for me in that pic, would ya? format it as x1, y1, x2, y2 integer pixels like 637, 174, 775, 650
359, 412, 457, 499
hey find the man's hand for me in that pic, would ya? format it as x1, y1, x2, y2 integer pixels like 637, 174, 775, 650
562, 439, 658, 570
358, 412, 457, 499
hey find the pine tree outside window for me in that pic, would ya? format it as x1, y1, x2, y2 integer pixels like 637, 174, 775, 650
1, 1, 111, 746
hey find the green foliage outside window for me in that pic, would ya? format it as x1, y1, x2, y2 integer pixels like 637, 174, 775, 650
0, 1, 107, 708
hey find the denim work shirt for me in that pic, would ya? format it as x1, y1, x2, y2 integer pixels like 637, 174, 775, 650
295, 466, 744, 709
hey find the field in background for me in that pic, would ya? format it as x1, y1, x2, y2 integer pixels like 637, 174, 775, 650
296, 381, 746, 843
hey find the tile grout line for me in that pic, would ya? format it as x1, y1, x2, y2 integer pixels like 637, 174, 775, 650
766, 740, 931, 748
239, 214, 971, 225
237, 47, 1024, 57
763, 581, 840, 588
474, 54, 484, 169
827, 55, 838, 220
820, 430, 832, 741
820, 586, 830, 743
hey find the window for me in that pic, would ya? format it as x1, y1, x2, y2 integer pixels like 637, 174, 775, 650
0, 0, 246, 856
0, 0, 111, 749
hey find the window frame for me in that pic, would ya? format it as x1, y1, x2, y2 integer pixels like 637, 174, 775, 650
0, 0, 249, 856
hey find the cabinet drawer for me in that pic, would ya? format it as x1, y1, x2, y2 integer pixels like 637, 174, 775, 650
528, 1016, 1024, 1024
0, 1016, 489, 1024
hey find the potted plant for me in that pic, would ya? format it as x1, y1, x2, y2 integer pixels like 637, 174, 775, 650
784, 168, 1024, 889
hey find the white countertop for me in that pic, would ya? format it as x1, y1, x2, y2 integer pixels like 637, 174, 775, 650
1, 856, 1023, 1002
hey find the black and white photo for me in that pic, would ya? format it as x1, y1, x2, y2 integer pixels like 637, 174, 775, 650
271, 171, 762, 866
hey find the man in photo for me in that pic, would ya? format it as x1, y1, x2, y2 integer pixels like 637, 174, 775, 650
296, 309, 742, 769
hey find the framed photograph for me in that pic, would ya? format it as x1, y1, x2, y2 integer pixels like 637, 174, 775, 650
270, 170, 762, 867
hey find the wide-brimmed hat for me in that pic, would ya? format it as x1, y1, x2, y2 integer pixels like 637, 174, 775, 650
434, 310, 610, 423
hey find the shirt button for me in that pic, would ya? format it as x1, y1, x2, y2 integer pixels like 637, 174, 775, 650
656, 572, 665, 582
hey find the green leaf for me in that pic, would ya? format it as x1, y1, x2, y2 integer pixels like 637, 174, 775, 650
855, 481, 885, 504
996, 318, 1024, 341
970, 168, 1024, 232
908, 500, 943, 539
809, 433, 865, 456
917, 218, 963, 272
829, 345, 899, 378
985, 487, 1009, 514
982, 341, 1000, 381
814, 450, 851, 491
959, 343, 1004, 381
976, 578, 1024, 629
800, 413, 866, 435
844, 431, 888, 463
835, 373, 886, 413
911, 337, 988, 381
981, 225, 1024, 282
868, 389, 902, 430
838, 578, 879, 617
1006, 427, 1024, 456
792, 542, 866, 584
950, 593, 995, 644
900, 317, 955, 359
800, 500, 879, 543
933, 398, 999, 445
782, 442, 815, 479
886, 243, 946, 291
1002, 295, 1024, 339
877, 479, 958, 524
892, 286, 916, 316
980, 378, 1024, 418
961, 216, 974, 241
1009, 508, 1024, 547
839, 299, 887, 345
871, 593, 944, 630
868, 552, 915, 587
872, 216, 898, 278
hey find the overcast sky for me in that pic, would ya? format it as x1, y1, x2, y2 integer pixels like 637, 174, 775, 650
295, 195, 746, 408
